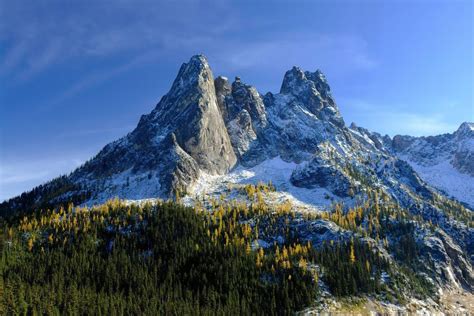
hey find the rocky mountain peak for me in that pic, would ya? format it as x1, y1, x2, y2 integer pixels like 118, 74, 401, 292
158, 54, 236, 176
280, 67, 331, 100
278, 66, 342, 127
145, 54, 215, 127
305, 69, 332, 101
280, 66, 307, 95
5, 54, 472, 214
455, 122, 474, 138
230, 77, 267, 126
75, 55, 237, 195
39, 55, 472, 206
169, 54, 211, 94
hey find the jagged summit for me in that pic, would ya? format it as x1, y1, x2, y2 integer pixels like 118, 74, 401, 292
72, 55, 236, 196
281, 67, 330, 97
151, 54, 237, 175
3, 54, 471, 210
277, 66, 344, 129
350, 121, 474, 206
456, 121, 474, 136
281, 67, 332, 99
4, 54, 471, 209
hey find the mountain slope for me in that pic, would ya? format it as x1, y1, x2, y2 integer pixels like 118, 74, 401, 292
393, 122, 474, 207
350, 122, 474, 208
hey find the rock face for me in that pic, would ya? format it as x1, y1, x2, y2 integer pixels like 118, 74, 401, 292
218, 76, 268, 166
420, 230, 474, 290
145, 55, 237, 175
290, 143, 354, 197
1, 55, 472, 292
279, 67, 343, 127
73, 55, 236, 195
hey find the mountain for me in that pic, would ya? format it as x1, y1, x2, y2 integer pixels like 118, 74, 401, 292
77, 55, 236, 196
1, 55, 473, 310
4, 55, 471, 211
348, 122, 474, 208
391, 123, 474, 207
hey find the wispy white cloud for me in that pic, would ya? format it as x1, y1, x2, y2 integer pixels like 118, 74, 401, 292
221, 33, 377, 73
341, 99, 460, 136
17, 40, 63, 81
41, 29, 377, 109
0, 157, 85, 201
0, 0, 375, 88
53, 125, 135, 139
43, 51, 160, 110
0, 1, 236, 81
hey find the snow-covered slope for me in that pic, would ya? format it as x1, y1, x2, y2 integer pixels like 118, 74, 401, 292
400, 157, 474, 208
186, 156, 339, 212
392, 122, 474, 176
351, 122, 474, 208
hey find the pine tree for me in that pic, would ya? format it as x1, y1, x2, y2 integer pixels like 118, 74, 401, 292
349, 242, 356, 264
27, 238, 34, 252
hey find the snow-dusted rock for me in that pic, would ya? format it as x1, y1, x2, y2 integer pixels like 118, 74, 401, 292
73, 55, 237, 196
290, 144, 354, 197
294, 219, 351, 246
420, 230, 474, 290
219, 76, 269, 166
391, 122, 473, 207
348, 121, 474, 208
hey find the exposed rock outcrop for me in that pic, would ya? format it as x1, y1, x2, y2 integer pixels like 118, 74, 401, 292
73, 55, 237, 195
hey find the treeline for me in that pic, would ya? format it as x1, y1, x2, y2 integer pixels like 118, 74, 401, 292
0, 192, 434, 314
1, 200, 315, 314
0, 175, 91, 219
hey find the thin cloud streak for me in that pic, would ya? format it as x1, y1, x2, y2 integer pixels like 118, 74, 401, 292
341, 99, 460, 137
0, 157, 85, 201
41, 31, 377, 109
1, 1, 375, 85
0, 1, 236, 81
43, 51, 160, 110
226, 34, 377, 71
53, 125, 135, 139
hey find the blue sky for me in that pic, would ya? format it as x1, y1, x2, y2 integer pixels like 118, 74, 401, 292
0, 0, 473, 201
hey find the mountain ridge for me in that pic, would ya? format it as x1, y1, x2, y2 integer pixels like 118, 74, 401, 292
350, 120, 474, 207
2, 54, 472, 217
2, 55, 471, 209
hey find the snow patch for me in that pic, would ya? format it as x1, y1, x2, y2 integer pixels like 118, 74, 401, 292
188, 157, 338, 212
403, 158, 474, 208
85, 168, 164, 206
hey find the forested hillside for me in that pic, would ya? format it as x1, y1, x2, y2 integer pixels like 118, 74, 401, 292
0, 193, 438, 314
